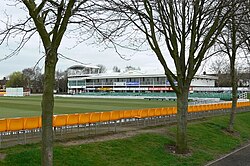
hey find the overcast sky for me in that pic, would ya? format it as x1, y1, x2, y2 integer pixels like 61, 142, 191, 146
1, 1, 249, 80
0, 1, 174, 79
0, 31, 166, 78
0, 1, 224, 79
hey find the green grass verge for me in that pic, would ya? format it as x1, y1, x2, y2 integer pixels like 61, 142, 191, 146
0, 96, 176, 118
1, 111, 250, 166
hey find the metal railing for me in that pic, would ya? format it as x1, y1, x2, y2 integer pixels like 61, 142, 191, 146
0, 101, 250, 148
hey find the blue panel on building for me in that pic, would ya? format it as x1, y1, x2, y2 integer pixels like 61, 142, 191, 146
126, 82, 140, 86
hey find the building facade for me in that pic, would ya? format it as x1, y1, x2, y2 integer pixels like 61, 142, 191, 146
67, 65, 218, 94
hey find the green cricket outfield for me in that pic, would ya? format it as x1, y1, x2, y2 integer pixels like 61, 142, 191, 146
0, 95, 176, 118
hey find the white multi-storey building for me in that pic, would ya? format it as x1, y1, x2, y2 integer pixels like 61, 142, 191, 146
67, 65, 218, 94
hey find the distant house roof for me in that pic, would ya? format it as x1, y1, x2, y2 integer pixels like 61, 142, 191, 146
0, 77, 7, 86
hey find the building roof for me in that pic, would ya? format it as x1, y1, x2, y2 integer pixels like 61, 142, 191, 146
68, 64, 100, 70
0, 77, 7, 85
68, 69, 218, 80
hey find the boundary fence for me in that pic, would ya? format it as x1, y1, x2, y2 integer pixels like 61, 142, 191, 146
0, 101, 250, 148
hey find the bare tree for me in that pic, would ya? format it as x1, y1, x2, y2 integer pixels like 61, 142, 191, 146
22, 68, 35, 89
32, 67, 44, 93
55, 70, 68, 93
215, 0, 250, 132
113, 66, 121, 72
240, 0, 250, 53
208, 57, 230, 87
209, 57, 230, 75
0, 1, 100, 165
95, 0, 235, 153
208, 57, 250, 87
97, 64, 107, 73
125, 65, 140, 71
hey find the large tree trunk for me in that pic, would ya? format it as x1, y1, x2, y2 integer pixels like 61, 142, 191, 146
176, 86, 189, 153
41, 51, 58, 166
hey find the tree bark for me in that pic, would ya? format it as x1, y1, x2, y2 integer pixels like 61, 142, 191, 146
228, 54, 237, 132
228, 14, 238, 132
176, 86, 189, 153
41, 50, 58, 166
228, 71, 237, 132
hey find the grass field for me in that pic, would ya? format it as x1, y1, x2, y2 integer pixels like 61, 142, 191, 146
1, 111, 250, 166
0, 96, 176, 118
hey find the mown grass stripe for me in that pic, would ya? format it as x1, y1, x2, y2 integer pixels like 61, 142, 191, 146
0, 96, 176, 118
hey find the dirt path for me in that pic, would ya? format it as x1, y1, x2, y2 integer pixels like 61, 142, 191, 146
61, 127, 168, 147
0, 153, 6, 160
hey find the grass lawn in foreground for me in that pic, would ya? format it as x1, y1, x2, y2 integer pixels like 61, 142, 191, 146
0, 96, 176, 118
0, 111, 250, 166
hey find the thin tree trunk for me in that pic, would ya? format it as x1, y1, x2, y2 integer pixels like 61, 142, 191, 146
228, 61, 237, 132
41, 51, 58, 166
176, 86, 189, 153
228, 14, 237, 133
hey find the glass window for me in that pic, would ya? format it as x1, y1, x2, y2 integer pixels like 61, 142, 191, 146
77, 80, 85, 86
68, 80, 77, 86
